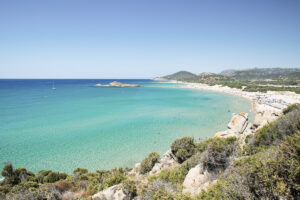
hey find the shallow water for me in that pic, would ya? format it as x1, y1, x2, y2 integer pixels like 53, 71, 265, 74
0, 79, 253, 174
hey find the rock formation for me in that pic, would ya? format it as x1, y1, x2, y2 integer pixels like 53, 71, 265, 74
149, 150, 179, 175
214, 112, 249, 138
253, 110, 279, 129
92, 184, 126, 200
182, 165, 217, 195
129, 163, 141, 175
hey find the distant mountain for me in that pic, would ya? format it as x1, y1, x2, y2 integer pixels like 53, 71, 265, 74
198, 72, 217, 76
159, 68, 300, 93
163, 71, 197, 80
220, 68, 300, 80
219, 69, 238, 76
160, 68, 300, 82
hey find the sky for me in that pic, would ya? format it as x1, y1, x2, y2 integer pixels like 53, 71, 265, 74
0, 0, 299, 78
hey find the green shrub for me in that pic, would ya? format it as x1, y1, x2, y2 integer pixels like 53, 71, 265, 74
36, 170, 52, 183
140, 179, 177, 200
200, 133, 300, 199
1, 164, 36, 186
43, 172, 68, 183
1, 163, 19, 185
101, 173, 126, 190
149, 167, 188, 186
140, 152, 160, 174
22, 181, 39, 189
171, 137, 195, 163
73, 168, 88, 175
244, 105, 300, 155
197, 180, 229, 200
140, 179, 194, 200
195, 139, 212, 153
87, 168, 127, 193
181, 152, 202, 172
283, 103, 300, 114
122, 179, 137, 199
0, 184, 12, 194
201, 137, 237, 171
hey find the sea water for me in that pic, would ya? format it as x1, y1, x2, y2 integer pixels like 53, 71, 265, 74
0, 79, 253, 175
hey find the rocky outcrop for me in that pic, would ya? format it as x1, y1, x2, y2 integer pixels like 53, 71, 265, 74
182, 165, 217, 195
95, 81, 140, 87
129, 163, 141, 175
214, 112, 249, 138
253, 110, 279, 129
227, 112, 248, 134
149, 150, 179, 175
92, 184, 126, 200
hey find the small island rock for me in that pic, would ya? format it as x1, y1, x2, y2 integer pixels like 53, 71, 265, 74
95, 81, 140, 87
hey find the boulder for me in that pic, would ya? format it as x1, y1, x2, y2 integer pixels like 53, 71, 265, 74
227, 112, 248, 134
92, 184, 126, 200
129, 163, 141, 175
214, 112, 249, 138
253, 110, 279, 129
150, 150, 179, 175
182, 165, 215, 195
214, 130, 236, 138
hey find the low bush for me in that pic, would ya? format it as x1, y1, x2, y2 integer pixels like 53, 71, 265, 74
171, 137, 195, 163
140, 152, 160, 174
140, 179, 193, 200
122, 179, 137, 199
0, 184, 12, 194
201, 137, 237, 171
149, 167, 188, 186
73, 168, 88, 176
1, 164, 36, 186
36, 170, 52, 183
181, 152, 202, 172
87, 168, 127, 194
43, 172, 68, 183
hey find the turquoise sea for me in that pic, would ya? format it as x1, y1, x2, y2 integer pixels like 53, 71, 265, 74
0, 79, 253, 175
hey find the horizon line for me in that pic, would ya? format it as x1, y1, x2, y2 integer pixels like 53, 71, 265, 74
0, 77, 155, 80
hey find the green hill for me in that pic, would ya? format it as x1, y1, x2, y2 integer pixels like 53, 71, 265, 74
163, 71, 197, 80
160, 68, 300, 93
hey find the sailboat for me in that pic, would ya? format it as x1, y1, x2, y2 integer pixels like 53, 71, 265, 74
52, 81, 56, 90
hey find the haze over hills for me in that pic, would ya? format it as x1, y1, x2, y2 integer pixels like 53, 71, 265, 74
220, 68, 300, 80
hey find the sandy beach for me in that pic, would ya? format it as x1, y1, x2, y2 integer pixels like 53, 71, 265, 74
172, 81, 300, 115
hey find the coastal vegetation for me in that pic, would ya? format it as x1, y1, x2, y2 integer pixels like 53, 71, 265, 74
140, 152, 160, 174
163, 68, 300, 94
1, 104, 299, 199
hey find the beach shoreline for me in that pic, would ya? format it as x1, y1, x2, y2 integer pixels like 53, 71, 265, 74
168, 80, 300, 115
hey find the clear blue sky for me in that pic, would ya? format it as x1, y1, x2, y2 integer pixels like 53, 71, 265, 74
0, 0, 299, 78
